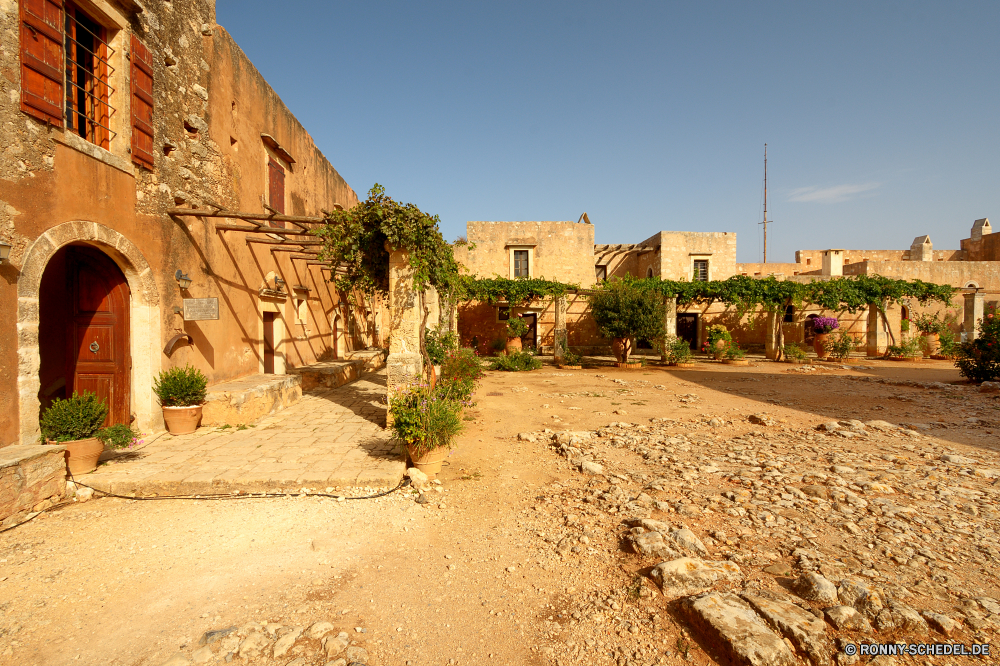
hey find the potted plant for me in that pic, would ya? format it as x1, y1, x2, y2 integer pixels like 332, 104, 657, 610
721, 343, 748, 365
663, 336, 695, 367
505, 316, 529, 353
705, 325, 732, 360
811, 317, 839, 358
588, 279, 667, 366
389, 382, 464, 478
154, 364, 208, 435
40, 392, 108, 475
956, 306, 1000, 382
913, 313, 947, 357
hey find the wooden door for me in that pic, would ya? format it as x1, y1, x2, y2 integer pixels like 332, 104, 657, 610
263, 312, 276, 373
520, 313, 537, 350
67, 247, 130, 427
677, 313, 699, 350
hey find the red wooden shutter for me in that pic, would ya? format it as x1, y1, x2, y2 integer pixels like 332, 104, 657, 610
268, 157, 285, 226
19, 0, 65, 126
130, 34, 155, 169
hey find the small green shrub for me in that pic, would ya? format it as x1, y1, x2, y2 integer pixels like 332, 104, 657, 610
561, 350, 582, 366
782, 344, 808, 361
490, 337, 507, 353
887, 336, 923, 358
723, 343, 746, 360
439, 347, 485, 403
506, 316, 529, 338
827, 332, 859, 360
425, 328, 458, 366
154, 365, 208, 407
489, 350, 542, 372
389, 383, 463, 455
704, 325, 732, 356
938, 329, 959, 356
913, 313, 948, 335
663, 336, 693, 364
40, 392, 108, 443
956, 305, 1000, 382
97, 423, 143, 450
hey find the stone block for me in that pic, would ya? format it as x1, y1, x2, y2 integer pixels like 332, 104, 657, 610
17, 297, 39, 324
0, 445, 67, 525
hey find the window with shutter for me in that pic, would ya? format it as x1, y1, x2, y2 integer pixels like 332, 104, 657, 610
268, 157, 285, 227
64, 3, 113, 148
130, 34, 154, 169
19, 0, 65, 126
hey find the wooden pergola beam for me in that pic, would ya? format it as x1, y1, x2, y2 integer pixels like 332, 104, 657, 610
246, 238, 324, 246
167, 207, 327, 224
215, 224, 319, 236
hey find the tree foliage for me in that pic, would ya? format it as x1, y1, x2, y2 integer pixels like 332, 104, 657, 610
314, 184, 460, 298
588, 278, 668, 341
457, 276, 576, 306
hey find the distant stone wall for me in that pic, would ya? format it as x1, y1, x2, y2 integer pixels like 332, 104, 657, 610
0, 445, 66, 528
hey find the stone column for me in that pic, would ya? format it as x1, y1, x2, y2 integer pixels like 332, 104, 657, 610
866, 304, 888, 357
386, 247, 423, 402
660, 297, 677, 361
553, 295, 568, 363
764, 311, 780, 360
965, 292, 985, 341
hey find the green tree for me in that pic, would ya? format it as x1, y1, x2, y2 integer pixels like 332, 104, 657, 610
588, 279, 667, 362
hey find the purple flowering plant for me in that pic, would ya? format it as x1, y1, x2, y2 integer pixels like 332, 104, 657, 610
812, 317, 839, 334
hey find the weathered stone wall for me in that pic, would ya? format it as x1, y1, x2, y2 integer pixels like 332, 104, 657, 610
796, 248, 965, 265
456, 221, 596, 288
654, 231, 738, 281
962, 232, 1000, 262
0, 0, 361, 445
0, 445, 66, 528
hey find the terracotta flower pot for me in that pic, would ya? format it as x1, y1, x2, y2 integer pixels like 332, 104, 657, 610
162, 405, 203, 435
612, 337, 631, 363
406, 444, 449, 478
52, 437, 105, 476
922, 333, 940, 357
505, 336, 522, 354
813, 333, 830, 358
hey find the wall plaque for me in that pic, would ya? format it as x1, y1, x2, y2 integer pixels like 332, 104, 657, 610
182, 298, 219, 321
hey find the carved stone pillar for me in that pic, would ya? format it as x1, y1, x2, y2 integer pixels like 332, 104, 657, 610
660, 297, 677, 361
764, 311, 781, 360
965, 292, 985, 341
386, 247, 422, 402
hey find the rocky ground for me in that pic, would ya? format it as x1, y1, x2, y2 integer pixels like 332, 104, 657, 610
1, 357, 998, 666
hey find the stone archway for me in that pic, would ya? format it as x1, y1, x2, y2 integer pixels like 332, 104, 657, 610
17, 222, 161, 445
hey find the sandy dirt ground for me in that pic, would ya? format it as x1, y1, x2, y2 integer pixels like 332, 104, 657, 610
1, 357, 997, 666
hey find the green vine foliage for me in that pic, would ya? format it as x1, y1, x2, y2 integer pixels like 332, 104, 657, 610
314, 184, 460, 298
457, 276, 576, 306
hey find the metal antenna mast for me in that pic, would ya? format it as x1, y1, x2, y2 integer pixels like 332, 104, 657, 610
759, 143, 769, 263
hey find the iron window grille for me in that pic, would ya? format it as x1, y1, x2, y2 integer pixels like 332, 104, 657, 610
693, 259, 709, 282
513, 250, 529, 277
65, 3, 116, 148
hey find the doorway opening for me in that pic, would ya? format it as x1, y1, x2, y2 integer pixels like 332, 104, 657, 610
39, 245, 131, 427
677, 313, 699, 349
263, 312, 276, 374
520, 313, 538, 350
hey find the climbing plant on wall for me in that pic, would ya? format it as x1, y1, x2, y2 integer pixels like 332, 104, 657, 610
456, 276, 577, 306
314, 184, 461, 299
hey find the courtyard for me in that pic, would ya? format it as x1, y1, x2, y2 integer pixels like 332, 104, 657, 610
1, 357, 999, 666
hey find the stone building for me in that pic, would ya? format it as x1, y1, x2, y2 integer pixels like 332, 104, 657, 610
454, 215, 998, 357
0, 0, 376, 448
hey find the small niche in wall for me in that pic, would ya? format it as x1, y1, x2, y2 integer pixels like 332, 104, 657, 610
183, 119, 198, 135
231, 100, 238, 121
230, 136, 238, 152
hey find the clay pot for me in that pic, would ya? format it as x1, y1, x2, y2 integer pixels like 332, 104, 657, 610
612, 337, 632, 363
813, 333, 830, 359
162, 405, 203, 435
922, 333, 940, 357
722, 359, 749, 366
406, 444, 449, 478
505, 336, 522, 354
53, 437, 104, 476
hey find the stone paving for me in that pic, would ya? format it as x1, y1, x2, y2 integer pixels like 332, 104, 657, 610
84, 371, 404, 495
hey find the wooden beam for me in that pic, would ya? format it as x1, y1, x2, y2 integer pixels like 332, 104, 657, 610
215, 224, 318, 236
167, 207, 328, 224
246, 238, 324, 246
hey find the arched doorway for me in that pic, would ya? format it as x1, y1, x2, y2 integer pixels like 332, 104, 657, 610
16, 221, 161, 445
39, 245, 131, 426
804, 314, 820, 344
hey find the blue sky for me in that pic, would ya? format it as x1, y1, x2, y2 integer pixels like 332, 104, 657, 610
217, 1, 1000, 264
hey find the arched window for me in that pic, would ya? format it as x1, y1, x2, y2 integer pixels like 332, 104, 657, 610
646, 267, 654, 278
